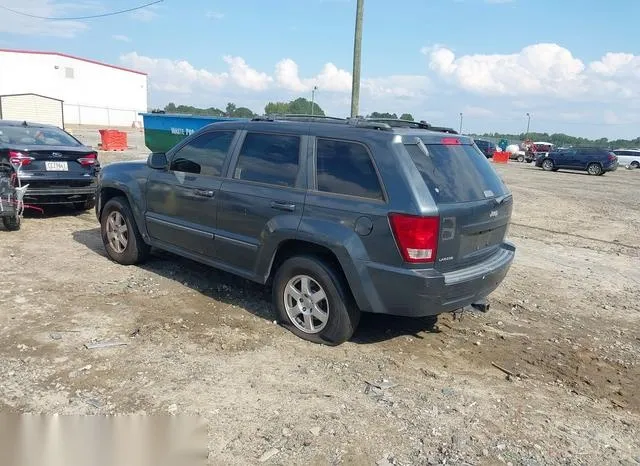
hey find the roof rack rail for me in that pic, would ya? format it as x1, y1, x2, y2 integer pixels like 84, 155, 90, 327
366, 118, 458, 134
346, 117, 392, 131
252, 114, 346, 123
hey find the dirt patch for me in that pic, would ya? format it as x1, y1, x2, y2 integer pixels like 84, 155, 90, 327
1, 144, 639, 464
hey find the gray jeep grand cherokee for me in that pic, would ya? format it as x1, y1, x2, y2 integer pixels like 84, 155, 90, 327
96, 116, 515, 345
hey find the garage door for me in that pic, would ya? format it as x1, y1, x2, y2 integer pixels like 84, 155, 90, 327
0, 94, 64, 129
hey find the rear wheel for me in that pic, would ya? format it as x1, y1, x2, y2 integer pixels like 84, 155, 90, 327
542, 159, 554, 171
272, 255, 360, 345
630, 161, 639, 169
517, 154, 525, 163
2, 213, 21, 231
587, 163, 603, 176
100, 196, 149, 265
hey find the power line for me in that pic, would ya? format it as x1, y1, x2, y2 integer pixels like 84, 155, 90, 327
0, 0, 163, 21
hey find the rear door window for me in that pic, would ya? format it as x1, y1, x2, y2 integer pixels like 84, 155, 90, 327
405, 139, 508, 203
316, 138, 384, 200
233, 132, 300, 188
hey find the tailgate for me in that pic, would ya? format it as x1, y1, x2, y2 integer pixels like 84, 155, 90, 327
404, 137, 512, 272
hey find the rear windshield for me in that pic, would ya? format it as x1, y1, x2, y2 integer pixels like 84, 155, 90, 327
0, 125, 81, 147
405, 139, 508, 204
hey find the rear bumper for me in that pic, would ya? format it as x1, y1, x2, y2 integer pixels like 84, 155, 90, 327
22, 184, 96, 205
360, 242, 516, 317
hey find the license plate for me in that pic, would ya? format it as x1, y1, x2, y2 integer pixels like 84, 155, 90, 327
45, 161, 68, 171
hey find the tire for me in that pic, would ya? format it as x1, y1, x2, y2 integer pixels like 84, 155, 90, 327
272, 255, 360, 345
587, 163, 603, 176
74, 197, 96, 211
2, 213, 21, 231
630, 161, 639, 169
517, 155, 525, 163
100, 196, 149, 265
542, 159, 554, 171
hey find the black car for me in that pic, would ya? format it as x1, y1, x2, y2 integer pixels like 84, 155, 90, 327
0, 120, 100, 209
534, 147, 618, 175
473, 139, 497, 158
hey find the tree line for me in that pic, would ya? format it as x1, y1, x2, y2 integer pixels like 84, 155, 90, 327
154, 100, 638, 148
156, 99, 415, 122
476, 131, 640, 150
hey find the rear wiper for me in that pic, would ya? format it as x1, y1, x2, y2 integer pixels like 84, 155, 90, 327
493, 194, 511, 205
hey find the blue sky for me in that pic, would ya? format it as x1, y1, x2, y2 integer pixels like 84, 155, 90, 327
1, 0, 639, 139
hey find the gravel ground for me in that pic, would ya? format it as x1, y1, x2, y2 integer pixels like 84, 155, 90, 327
1, 128, 639, 465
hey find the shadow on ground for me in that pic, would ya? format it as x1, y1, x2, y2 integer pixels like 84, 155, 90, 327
72, 227, 441, 345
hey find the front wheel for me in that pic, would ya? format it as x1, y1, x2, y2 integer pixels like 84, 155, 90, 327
272, 256, 360, 345
517, 155, 525, 162
630, 161, 639, 169
587, 163, 603, 176
542, 159, 554, 171
100, 196, 149, 265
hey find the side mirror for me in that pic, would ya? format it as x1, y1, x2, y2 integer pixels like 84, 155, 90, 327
147, 152, 167, 170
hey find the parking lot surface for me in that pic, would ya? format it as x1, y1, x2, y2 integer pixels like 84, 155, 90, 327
1, 131, 639, 465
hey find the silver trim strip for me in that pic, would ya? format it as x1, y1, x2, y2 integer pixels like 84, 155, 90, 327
216, 234, 258, 250
146, 216, 213, 239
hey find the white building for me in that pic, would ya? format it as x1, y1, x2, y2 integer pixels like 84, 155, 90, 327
0, 48, 147, 128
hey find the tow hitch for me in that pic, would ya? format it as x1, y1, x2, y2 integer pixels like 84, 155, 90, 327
470, 299, 490, 313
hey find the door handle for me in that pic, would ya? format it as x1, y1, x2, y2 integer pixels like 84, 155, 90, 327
270, 201, 296, 212
193, 189, 215, 198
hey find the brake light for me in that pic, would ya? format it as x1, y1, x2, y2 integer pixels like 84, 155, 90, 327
441, 138, 460, 145
608, 153, 617, 161
78, 152, 98, 166
389, 213, 439, 263
9, 151, 34, 167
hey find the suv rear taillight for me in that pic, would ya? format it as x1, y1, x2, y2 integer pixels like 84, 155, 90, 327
78, 152, 98, 166
9, 151, 34, 167
389, 213, 440, 263
608, 153, 617, 161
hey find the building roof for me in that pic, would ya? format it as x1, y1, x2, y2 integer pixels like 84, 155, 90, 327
0, 48, 147, 76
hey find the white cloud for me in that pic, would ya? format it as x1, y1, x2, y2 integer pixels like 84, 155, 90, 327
222, 56, 272, 91
275, 59, 352, 93
424, 43, 640, 103
205, 11, 225, 20
120, 52, 228, 93
112, 34, 131, 42
0, 0, 92, 37
425, 43, 586, 96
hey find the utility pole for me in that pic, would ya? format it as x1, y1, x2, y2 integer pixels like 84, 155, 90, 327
459, 112, 463, 134
310, 86, 318, 116
526, 112, 531, 136
350, 0, 365, 118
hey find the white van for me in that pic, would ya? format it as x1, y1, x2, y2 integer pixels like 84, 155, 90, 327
612, 149, 640, 169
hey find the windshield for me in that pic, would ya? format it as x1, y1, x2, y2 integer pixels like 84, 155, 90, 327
0, 125, 82, 147
405, 139, 509, 204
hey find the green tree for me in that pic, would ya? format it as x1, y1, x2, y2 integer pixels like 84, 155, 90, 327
225, 103, 237, 116
368, 112, 398, 119
264, 101, 290, 114
264, 97, 326, 116
232, 107, 255, 118
399, 113, 414, 121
